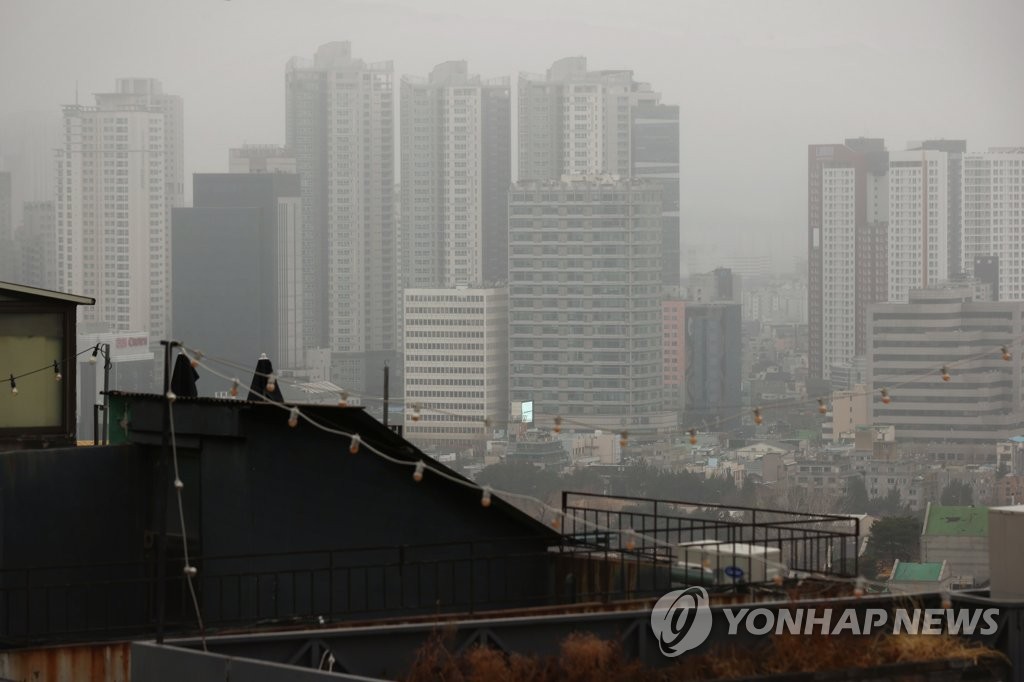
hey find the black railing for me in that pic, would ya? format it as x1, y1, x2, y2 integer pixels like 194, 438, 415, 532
0, 535, 687, 646
562, 491, 861, 581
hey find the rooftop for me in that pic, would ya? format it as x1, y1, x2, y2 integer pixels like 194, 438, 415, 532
891, 561, 945, 582
923, 504, 989, 537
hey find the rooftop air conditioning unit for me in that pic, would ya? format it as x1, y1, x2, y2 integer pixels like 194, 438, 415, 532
676, 540, 783, 584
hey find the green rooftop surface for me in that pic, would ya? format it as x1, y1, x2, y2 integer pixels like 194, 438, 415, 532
923, 505, 988, 537
892, 561, 944, 582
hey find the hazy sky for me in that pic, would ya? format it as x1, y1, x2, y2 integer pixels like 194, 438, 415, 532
2, 0, 1022, 270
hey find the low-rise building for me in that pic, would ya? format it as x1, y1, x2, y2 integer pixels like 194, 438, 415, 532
920, 503, 989, 587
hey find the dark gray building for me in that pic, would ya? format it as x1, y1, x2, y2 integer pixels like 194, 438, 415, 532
917, 139, 967, 279
632, 103, 680, 287
172, 173, 302, 369
508, 177, 673, 434
683, 302, 742, 431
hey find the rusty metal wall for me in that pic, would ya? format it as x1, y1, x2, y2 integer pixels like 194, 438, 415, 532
0, 642, 131, 682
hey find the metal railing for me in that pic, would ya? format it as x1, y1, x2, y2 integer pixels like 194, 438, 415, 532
562, 491, 861, 580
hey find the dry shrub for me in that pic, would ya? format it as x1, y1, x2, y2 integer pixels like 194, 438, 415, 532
404, 629, 1006, 682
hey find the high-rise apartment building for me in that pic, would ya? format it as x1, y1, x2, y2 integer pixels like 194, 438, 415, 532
867, 283, 1024, 462
662, 299, 686, 413
403, 287, 508, 454
807, 139, 889, 380
916, 140, 967, 278
962, 147, 1024, 300
55, 79, 182, 343
172, 173, 302, 369
888, 148, 950, 303
508, 177, 671, 433
286, 42, 397, 392
518, 58, 679, 285
399, 61, 510, 289
15, 201, 57, 290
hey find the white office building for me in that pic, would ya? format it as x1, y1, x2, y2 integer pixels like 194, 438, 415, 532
403, 287, 508, 454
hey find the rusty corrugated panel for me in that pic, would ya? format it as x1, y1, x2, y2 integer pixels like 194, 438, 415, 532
0, 642, 131, 682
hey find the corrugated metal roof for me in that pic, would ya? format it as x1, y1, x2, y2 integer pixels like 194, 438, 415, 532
892, 561, 944, 582
0, 281, 95, 305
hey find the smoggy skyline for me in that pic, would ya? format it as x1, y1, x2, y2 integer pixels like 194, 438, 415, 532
2, 0, 1022, 271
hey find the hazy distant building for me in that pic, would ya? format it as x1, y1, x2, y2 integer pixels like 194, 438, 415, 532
807, 138, 889, 381
688, 267, 740, 303
888, 148, 951, 303
973, 255, 1000, 301
400, 61, 510, 288
286, 42, 397, 389
914, 140, 967, 278
172, 173, 302, 368
0, 109, 62, 229
683, 302, 742, 431
632, 103, 680, 285
403, 287, 507, 454
56, 78, 183, 343
15, 201, 57, 290
0, 172, 12, 280
508, 177, 671, 432
518, 58, 679, 285
662, 299, 686, 412
868, 283, 1024, 461
962, 148, 1024, 301
228, 145, 297, 174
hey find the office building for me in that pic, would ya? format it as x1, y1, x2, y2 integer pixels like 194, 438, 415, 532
399, 61, 510, 289
682, 302, 742, 430
888, 148, 950, 303
808, 138, 889, 380
403, 287, 507, 454
55, 78, 182, 343
172, 173, 302, 368
518, 58, 679, 285
962, 147, 1024, 301
867, 283, 1024, 461
286, 42, 397, 390
508, 177, 672, 433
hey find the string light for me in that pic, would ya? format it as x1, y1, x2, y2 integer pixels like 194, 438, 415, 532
550, 513, 562, 530
817, 398, 827, 414
688, 428, 698, 445
88, 345, 99, 364
190, 351, 203, 370
9, 374, 16, 395
266, 373, 277, 393
880, 387, 891, 405
288, 407, 300, 428
940, 589, 952, 610
413, 460, 425, 482
174, 478, 184, 489
410, 403, 421, 421
853, 576, 866, 598
624, 529, 636, 552
773, 571, 785, 587
553, 415, 562, 434
183, 565, 198, 577
166, 390, 177, 403
480, 486, 492, 508
348, 434, 361, 454
1002, 345, 1012, 362
229, 378, 239, 398
53, 360, 62, 382
619, 430, 628, 448
338, 390, 349, 407
941, 365, 951, 382
753, 407, 763, 425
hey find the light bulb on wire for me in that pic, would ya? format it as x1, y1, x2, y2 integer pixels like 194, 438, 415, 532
753, 407, 763, 425
338, 390, 349, 407
229, 378, 239, 398
941, 365, 951, 382
553, 415, 562, 434
480, 486, 492, 508
266, 373, 277, 393
688, 428, 698, 445
410, 403, 421, 422
413, 460, 425, 482
880, 387, 891, 405
817, 398, 827, 415
1002, 345, 1012, 362
288, 407, 299, 428
53, 360, 62, 382
190, 350, 203, 369
349, 434, 361, 454
9, 374, 16, 396
619, 430, 628, 448
89, 345, 99, 364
